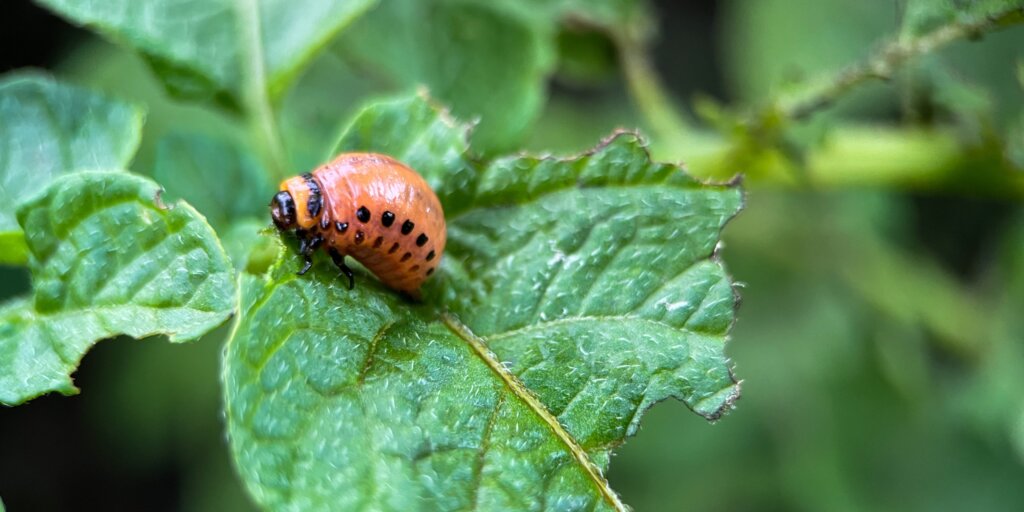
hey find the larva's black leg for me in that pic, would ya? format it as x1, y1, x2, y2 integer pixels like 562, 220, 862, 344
298, 255, 313, 276
329, 249, 355, 290
297, 235, 322, 276
341, 263, 355, 291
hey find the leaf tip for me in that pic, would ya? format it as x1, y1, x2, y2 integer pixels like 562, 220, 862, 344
703, 375, 742, 423
153, 187, 170, 210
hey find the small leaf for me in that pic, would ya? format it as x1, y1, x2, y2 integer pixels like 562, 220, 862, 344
36, 0, 378, 103
902, 0, 1024, 36
335, 0, 556, 152
225, 94, 741, 509
0, 72, 143, 264
331, 92, 477, 212
153, 133, 275, 230
332, 0, 652, 153
0, 172, 235, 405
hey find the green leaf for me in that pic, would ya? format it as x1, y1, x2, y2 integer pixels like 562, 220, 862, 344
227, 261, 631, 510
36, 0, 378, 103
335, 0, 556, 153
331, 0, 652, 153
0, 72, 143, 265
225, 94, 741, 509
0, 171, 235, 406
153, 133, 275, 231
438, 133, 742, 422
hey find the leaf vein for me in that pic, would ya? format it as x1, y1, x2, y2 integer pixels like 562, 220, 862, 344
574, 226, 639, 316
442, 313, 627, 512
468, 393, 504, 511
356, 320, 394, 385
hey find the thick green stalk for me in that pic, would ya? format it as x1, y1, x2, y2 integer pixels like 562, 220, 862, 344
779, 6, 1024, 119
237, 0, 289, 179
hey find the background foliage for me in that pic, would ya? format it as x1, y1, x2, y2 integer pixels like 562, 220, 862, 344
1, 0, 1023, 510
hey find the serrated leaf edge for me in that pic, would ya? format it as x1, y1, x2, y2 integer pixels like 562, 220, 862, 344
1, 171, 237, 405
450, 129, 745, 423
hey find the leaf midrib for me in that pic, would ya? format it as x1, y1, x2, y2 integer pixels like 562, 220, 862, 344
441, 312, 627, 512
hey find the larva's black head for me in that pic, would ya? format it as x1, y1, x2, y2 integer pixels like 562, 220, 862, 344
270, 191, 297, 230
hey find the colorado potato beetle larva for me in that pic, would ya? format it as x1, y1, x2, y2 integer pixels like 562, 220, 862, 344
270, 153, 445, 298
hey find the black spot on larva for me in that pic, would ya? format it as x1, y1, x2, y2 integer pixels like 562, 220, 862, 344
336, 221, 348, 233
401, 220, 414, 235
356, 206, 370, 223
426, 268, 435, 276
381, 211, 395, 227
373, 236, 384, 248
354, 231, 365, 244
426, 250, 435, 261
401, 252, 412, 262
319, 216, 330, 230
388, 242, 400, 254
411, 264, 420, 272
303, 173, 322, 218
416, 233, 428, 247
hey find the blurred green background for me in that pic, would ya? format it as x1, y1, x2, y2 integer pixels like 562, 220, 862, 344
2, 0, 1023, 510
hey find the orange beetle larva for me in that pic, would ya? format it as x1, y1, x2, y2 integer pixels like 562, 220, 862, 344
270, 153, 445, 298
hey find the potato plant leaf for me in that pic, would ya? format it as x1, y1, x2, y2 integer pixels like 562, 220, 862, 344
36, 0, 378, 103
224, 94, 742, 510
0, 72, 143, 265
0, 172, 235, 405
440, 134, 742, 424
333, 0, 652, 153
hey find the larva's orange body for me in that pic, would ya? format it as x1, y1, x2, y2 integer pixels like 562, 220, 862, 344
270, 153, 445, 297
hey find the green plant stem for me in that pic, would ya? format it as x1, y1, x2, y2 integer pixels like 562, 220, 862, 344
237, 0, 288, 179
616, 34, 693, 145
780, 6, 1024, 120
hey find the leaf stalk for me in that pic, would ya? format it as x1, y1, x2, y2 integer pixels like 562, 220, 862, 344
236, 0, 289, 179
